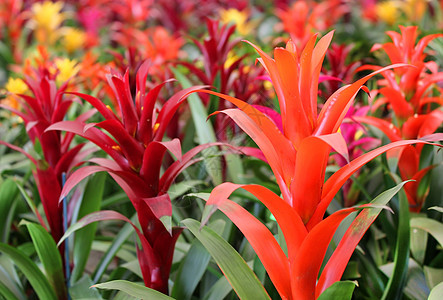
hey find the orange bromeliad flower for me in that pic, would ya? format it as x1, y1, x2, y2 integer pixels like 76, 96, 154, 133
112, 26, 184, 80
277, 0, 348, 51
355, 26, 443, 212
198, 32, 442, 299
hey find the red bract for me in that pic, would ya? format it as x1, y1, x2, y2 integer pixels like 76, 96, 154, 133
321, 43, 362, 99
198, 32, 443, 299
0, 62, 92, 271
355, 26, 443, 212
47, 61, 221, 294
179, 19, 268, 140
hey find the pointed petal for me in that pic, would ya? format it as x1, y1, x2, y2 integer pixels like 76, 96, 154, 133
200, 184, 294, 299
153, 85, 207, 141
316, 182, 409, 297
67, 92, 119, 122
315, 64, 410, 136
352, 116, 401, 142
291, 207, 357, 300
309, 137, 443, 229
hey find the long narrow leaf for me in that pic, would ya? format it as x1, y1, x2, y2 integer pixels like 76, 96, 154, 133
171, 239, 211, 300
24, 222, 67, 300
182, 218, 270, 300
71, 172, 106, 283
0, 280, 20, 300
317, 281, 356, 300
310, 137, 443, 229
0, 243, 57, 300
93, 280, 175, 299
381, 190, 410, 300
410, 218, 443, 247
171, 67, 222, 185
0, 178, 19, 243
316, 181, 409, 297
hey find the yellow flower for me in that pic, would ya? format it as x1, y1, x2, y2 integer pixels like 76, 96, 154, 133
5, 78, 28, 95
263, 80, 273, 91
375, 1, 398, 25
2, 78, 27, 110
401, 0, 426, 22
354, 130, 364, 141
220, 8, 254, 36
224, 51, 238, 69
31, 1, 66, 44
55, 58, 79, 85
63, 27, 86, 54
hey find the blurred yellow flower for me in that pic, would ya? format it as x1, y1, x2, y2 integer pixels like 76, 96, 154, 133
220, 8, 254, 36
375, 1, 398, 25
263, 80, 273, 91
354, 130, 364, 140
63, 28, 86, 53
224, 51, 238, 69
5, 77, 27, 95
55, 58, 79, 85
401, 0, 426, 22
31, 1, 66, 45
2, 77, 28, 110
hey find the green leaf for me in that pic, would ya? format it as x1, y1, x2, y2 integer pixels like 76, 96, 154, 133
317, 281, 356, 300
93, 214, 137, 282
203, 276, 232, 300
0, 280, 20, 300
381, 189, 410, 300
13, 179, 47, 228
182, 218, 270, 300
0, 254, 26, 300
69, 275, 103, 300
424, 266, 443, 290
24, 222, 67, 300
428, 206, 443, 213
171, 239, 211, 300
428, 282, 443, 300
171, 67, 222, 185
93, 280, 175, 299
380, 259, 429, 300
410, 213, 428, 265
0, 178, 18, 243
72, 172, 106, 283
411, 218, 443, 247
0, 243, 57, 300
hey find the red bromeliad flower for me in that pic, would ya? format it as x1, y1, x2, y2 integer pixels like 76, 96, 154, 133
197, 32, 443, 299
179, 19, 269, 140
47, 61, 222, 294
0, 56, 94, 275
355, 26, 443, 212
320, 43, 362, 99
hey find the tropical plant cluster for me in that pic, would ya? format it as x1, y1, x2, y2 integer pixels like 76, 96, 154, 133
0, 1, 443, 299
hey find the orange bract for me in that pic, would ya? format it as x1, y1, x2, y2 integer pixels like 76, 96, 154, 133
200, 31, 443, 299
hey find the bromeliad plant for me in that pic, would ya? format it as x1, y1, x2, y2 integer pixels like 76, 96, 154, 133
355, 26, 443, 212
48, 61, 222, 294
0, 52, 92, 252
195, 32, 443, 299
180, 18, 269, 141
